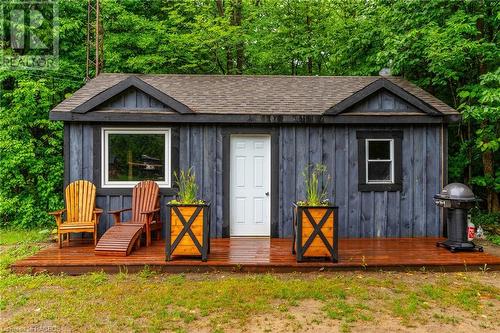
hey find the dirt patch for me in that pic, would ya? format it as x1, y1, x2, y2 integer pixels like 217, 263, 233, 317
475, 239, 500, 257
202, 297, 499, 333
215, 299, 342, 333
471, 271, 500, 289
348, 313, 497, 333
177, 272, 500, 333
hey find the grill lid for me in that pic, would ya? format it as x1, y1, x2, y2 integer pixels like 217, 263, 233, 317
437, 183, 475, 201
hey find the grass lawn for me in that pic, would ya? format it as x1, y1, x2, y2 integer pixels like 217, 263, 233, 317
1, 230, 499, 333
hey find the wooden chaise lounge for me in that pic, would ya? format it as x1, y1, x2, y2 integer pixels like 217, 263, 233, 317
94, 180, 161, 256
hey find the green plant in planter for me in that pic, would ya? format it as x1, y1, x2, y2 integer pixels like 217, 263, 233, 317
169, 168, 205, 205
297, 164, 332, 206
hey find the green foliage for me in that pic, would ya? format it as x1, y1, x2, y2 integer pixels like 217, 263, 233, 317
101, 0, 386, 76
487, 234, 500, 246
170, 168, 203, 205
0, 79, 64, 228
298, 164, 332, 206
471, 209, 500, 245
448, 141, 473, 181
379, 0, 499, 211
472, 209, 500, 240
472, 210, 500, 228
0, 0, 89, 229
459, 69, 500, 197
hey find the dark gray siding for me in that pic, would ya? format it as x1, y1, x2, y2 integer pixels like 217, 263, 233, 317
278, 125, 442, 238
102, 87, 169, 110
66, 123, 442, 239
345, 89, 420, 113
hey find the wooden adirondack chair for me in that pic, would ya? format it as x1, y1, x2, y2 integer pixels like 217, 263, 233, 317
95, 180, 161, 256
49, 180, 102, 248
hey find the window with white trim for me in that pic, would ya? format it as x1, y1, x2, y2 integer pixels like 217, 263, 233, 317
366, 139, 394, 184
101, 128, 171, 188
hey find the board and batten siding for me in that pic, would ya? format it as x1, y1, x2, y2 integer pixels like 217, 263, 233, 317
65, 123, 442, 239
278, 125, 442, 238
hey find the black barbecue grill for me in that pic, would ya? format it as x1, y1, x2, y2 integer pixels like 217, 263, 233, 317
434, 183, 483, 252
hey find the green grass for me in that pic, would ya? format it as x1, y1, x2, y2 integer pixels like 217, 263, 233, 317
487, 234, 500, 246
0, 228, 51, 273
1, 229, 499, 332
0, 228, 52, 245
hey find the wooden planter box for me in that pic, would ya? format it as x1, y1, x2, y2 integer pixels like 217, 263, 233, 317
165, 203, 211, 262
292, 203, 338, 262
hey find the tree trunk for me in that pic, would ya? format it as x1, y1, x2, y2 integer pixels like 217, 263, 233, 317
476, 14, 498, 212
236, 46, 244, 74
215, 0, 233, 74
226, 50, 234, 75
492, 193, 500, 212
481, 148, 499, 212
480, 121, 499, 212
467, 121, 472, 185
233, 0, 244, 74
306, 15, 313, 75
215, 0, 224, 16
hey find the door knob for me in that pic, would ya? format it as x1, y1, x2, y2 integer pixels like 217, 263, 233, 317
265, 192, 269, 196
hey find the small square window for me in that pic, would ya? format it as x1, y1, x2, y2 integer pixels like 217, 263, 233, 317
102, 128, 171, 188
366, 139, 393, 184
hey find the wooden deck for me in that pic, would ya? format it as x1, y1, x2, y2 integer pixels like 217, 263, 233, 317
11, 237, 500, 274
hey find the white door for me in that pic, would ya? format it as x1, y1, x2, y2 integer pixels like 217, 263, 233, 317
230, 135, 271, 236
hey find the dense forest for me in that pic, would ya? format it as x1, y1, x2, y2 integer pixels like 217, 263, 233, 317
0, 0, 498, 228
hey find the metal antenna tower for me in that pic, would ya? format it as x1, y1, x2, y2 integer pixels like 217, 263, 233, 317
86, 0, 104, 81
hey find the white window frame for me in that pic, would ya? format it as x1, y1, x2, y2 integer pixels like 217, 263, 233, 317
101, 128, 171, 188
365, 139, 394, 184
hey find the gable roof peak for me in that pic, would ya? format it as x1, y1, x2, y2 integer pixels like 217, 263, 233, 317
324, 77, 443, 116
73, 75, 193, 114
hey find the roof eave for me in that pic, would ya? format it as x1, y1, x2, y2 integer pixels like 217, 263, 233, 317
49, 110, 457, 124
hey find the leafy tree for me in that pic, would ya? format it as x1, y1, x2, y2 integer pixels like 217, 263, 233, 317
378, 0, 499, 211
0, 0, 87, 228
459, 69, 500, 212
0, 79, 63, 227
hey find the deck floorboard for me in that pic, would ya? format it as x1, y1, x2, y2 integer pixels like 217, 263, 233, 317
11, 237, 500, 274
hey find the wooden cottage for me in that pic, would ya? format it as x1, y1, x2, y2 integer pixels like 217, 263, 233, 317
49, 74, 459, 240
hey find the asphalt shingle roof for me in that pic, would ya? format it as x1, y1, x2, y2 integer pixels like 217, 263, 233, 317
51, 73, 458, 116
